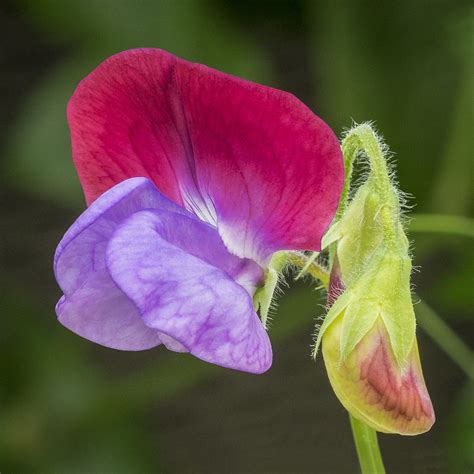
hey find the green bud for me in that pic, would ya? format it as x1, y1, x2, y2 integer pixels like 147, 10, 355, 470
316, 123, 434, 435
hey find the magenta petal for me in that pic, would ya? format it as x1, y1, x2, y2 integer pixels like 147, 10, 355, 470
68, 48, 344, 264
106, 209, 272, 373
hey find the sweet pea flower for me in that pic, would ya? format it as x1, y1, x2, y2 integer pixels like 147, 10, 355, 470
54, 49, 344, 373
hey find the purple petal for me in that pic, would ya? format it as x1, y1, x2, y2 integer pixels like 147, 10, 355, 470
56, 273, 161, 350
55, 178, 185, 350
106, 209, 272, 373
55, 177, 189, 294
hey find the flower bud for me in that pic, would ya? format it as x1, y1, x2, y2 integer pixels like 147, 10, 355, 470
316, 124, 435, 434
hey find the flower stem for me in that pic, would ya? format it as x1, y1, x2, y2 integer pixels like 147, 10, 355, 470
338, 123, 393, 217
339, 123, 401, 252
349, 414, 386, 474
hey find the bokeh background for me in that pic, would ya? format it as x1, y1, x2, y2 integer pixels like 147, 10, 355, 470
1, 0, 472, 472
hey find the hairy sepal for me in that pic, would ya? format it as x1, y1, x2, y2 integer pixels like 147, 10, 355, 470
253, 251, 287, 329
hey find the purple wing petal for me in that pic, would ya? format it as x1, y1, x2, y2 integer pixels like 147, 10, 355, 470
55, 177, 189, 293
55, 178, 185, 350
106, 209, 272, 373
56, 273, 161, 350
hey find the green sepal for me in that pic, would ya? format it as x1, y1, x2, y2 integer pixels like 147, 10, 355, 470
378, 254, 416, 367
253, 268, 279, 329
253, 252, 287, 329
338, 248, 394, 362
326, 182, 385, 288
321, 220, 342, 250
340, 298, 379, 362
268, 251, 288, 273
312, 287, 351, 359
341, 248, 416, 367
295, 251, 319, 280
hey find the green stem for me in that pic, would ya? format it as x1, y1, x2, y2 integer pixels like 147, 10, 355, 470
349, 414, 386, 474
415, 298, 474, 379
287, 252, 329, 288
409, 214, 474, 239
338, 123, 393, 218
339, 123, 400, 253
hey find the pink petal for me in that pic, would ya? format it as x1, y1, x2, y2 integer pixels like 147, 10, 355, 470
68, 48, 343, 264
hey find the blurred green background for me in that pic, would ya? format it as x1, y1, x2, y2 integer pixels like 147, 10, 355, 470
1, 0, 472, 472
